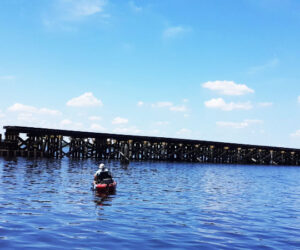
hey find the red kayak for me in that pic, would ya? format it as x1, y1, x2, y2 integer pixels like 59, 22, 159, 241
94, 181, 117, 192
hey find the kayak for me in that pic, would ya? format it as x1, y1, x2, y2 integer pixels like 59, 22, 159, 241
93, 181, 117, 193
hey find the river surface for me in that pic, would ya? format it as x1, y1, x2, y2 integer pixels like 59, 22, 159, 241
0, 157, 300, 249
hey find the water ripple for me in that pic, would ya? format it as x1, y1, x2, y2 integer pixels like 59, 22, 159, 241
0, 158, 300, 249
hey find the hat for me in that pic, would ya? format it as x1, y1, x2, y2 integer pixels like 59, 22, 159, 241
99, 163, 105, 169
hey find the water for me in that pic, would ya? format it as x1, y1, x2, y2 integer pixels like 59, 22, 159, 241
0, 157, 300, 249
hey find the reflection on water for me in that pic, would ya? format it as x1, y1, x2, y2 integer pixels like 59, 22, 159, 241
93, 191, 115, 207
0, 157, 300, 249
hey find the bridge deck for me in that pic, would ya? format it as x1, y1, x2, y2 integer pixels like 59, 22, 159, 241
1, 126, 299, 165
3, 125, 299, 152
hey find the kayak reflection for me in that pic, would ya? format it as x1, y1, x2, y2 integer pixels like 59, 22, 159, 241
93, 190, 116, 206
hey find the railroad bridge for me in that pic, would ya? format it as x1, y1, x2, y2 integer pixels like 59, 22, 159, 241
0, 126, 299, 165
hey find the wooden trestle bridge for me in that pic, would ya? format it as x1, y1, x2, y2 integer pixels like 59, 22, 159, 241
0, 126, 299, 165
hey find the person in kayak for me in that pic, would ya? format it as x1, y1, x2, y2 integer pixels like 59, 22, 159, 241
94, 163, 113, 185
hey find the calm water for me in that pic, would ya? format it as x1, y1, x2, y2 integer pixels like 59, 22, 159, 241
0, 157, 300, 249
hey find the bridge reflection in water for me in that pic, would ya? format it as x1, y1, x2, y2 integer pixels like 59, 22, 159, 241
0, 126, 299, 166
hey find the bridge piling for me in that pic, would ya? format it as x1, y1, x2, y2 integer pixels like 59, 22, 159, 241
0, 126, 299, 166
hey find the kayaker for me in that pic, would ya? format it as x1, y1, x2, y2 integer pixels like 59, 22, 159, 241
94, 163, 113, 185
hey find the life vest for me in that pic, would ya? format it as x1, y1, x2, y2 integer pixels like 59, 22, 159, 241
96, 169, 113, 183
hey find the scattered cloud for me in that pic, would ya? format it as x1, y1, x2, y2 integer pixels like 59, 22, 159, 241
112, 117, 128, 125
169, 105, 187, 112
137, 101, 144, 107
60, 119, 72, 125
40, 108, 62, 116
258, 102, 273, 107
216, 119, 263, 129
58, 0, 107, 18
60, 119, 83, 130
8, 103, 62, 116
89, 115, 102, 121
129, 1, 142, 12
183, 99, 189, 103
204, 98, 253, 111
43, 0, 109, 30
151, 101, 187, 112
155, 121, 169, 126
176, 128, 192, 137
0, 110, 5, 118
163, 26, 191, 39
113, 126, 142, 135
291, 130, 300, 138
148, 129, 160, 135
90, 123, 105, 131
202, 80, 254, 96
298, 96, 300, 103
248, 58, 279, 74
66, 92, 103, 107
0, 75, 15, 80
151, 101, 173, 108
16, 113, 48, 126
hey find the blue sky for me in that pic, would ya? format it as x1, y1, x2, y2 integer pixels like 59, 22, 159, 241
0, 0, 299, 148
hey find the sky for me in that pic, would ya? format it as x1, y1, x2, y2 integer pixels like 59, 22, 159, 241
0, 0, 300, 148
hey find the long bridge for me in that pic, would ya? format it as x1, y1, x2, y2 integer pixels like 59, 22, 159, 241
0, 126, 299, 165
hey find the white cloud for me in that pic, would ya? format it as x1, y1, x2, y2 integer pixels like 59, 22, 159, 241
163, 26, 191, 39
176, 128, 191, 136
148, 129, 160, 135
258, 102, 273, 107
40, 108, 62, 116
248, 58, 279, 74
151, 101, 173, 108
217, 121, 248, 129
137, 101, 144, 107
17, 113, 33, 122
8, 103, 61, 116
169, 105, 187, 112
152, 101, 188, 112
16, 113, 49, 126
60, 119, 83, 130
67, 92, 103, 107
0, 75, 15, 80
43, 0, 108, 30
291, 130, 300, 138
113, 126, 142, 135
155, 121, 169, 126
244, 119, 264, 124
8, 103, 36, 113
90, 123, 105, 131
183, 98, 189, 103
112, 117, 128, 125
204, 98, 253, 111
216, 119, 263, 129
89, 116, 101, 121
60, 119, 72, 125
202, 80, 254, 96
59, 0, 106, 18
129, 1, 142, 12
0, 110, 5, 118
